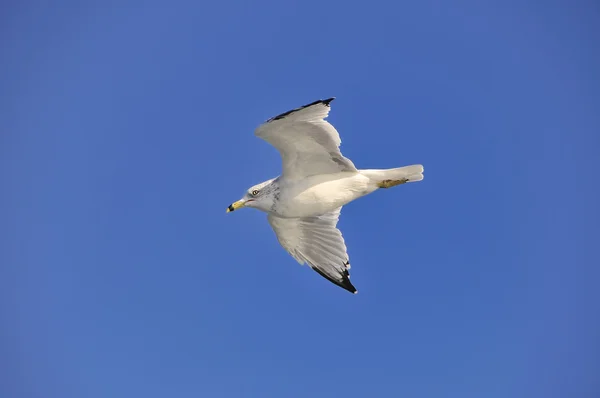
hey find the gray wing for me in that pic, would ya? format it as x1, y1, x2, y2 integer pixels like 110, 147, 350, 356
255, 98, 357, 181
267, 207, 357, 293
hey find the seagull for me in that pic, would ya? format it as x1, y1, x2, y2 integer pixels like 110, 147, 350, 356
227, 98, 423, 293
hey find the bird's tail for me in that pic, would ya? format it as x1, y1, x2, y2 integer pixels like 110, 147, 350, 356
361, 164, 424, 188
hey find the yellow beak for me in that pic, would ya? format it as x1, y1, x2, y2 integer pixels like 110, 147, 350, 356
226, 199, 245, 213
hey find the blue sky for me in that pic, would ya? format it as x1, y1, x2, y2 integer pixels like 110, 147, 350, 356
1, 1, 599, 397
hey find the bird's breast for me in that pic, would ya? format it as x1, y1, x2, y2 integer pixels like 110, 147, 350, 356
272, 173, 373, 218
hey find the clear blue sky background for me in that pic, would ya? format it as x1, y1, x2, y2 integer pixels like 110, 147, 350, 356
2, 1, 599, 397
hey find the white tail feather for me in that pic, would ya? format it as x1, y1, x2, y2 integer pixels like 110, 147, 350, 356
361, 164, 424, 186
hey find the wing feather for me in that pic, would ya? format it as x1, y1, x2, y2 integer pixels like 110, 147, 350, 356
255, 98, 357, 180
267, 208, 357, 293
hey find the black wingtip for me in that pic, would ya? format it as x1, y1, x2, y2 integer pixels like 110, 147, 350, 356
322, 97, 335, 106
312, 266, 357, 294
308, 97, 335, 107
267, 97, 336, 122
340, 277, 358, 294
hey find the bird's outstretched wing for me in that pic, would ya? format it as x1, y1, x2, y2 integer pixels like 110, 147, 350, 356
255, 98, 357, 181
267, 207, 357, 293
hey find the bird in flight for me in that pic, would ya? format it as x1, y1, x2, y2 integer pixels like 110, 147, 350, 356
227, 98, 423, 293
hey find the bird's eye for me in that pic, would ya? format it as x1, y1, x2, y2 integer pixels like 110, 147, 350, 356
251, 190, 260, 196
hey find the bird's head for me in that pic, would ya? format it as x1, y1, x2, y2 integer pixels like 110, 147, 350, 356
226, 178, 278, 213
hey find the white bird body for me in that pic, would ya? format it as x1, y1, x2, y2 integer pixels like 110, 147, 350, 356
271, 172, 374, 218
227, 98, 424, 293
